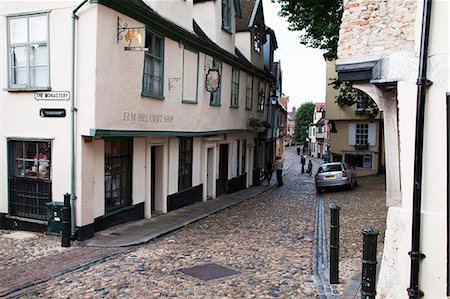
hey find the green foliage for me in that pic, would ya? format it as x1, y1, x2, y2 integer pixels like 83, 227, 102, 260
294, 102, 315, 142
275, 0, 343, 60
330, 78, 380, 119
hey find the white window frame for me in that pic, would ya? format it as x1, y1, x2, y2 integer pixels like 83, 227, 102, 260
7, 12, 50, 90
221, 0, 232, 32
230, 67, 239, 108
356, 123, 369, 145
257, 81, 265, 112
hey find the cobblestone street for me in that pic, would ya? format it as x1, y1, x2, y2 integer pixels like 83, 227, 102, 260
0, 147, 387, 298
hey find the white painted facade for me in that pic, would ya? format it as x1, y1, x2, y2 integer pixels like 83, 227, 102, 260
337, 0, 449, 297
0, 0, 274, 240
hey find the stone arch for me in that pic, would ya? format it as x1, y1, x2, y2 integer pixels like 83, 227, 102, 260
353, 83, 402, 207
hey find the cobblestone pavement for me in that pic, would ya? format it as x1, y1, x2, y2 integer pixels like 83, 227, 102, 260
0, 147, 387, 298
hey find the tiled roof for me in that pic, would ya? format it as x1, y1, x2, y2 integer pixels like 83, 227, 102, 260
236, 0, 256, 32
315, 102, 326, 112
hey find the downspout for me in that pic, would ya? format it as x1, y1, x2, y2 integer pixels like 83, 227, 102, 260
408, 0, 433, 297
70, 0, 89, 236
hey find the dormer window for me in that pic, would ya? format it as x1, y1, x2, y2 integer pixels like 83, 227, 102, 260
222, 0, 232, 32
253, 23, 261, 53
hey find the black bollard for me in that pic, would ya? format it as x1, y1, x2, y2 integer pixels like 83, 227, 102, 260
330, 204, 340, 284
361, 227, 379, 299
61, 193, 71, 247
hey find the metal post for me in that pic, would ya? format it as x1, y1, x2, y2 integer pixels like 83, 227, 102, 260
330, 204, 340, 284
361, 227, 379, 299
61, 193, 71, 247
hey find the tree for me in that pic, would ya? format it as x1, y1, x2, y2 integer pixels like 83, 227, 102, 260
276, 0, 379, 117
294, 102, 315, 142
275, 0, 343, 60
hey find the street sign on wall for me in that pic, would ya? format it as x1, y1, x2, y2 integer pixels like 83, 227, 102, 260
35, 91, 70, 101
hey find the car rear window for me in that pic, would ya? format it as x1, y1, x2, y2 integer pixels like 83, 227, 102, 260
318, 164, 342, 173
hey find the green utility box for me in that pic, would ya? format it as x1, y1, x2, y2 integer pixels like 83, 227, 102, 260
47, 201, 64, 235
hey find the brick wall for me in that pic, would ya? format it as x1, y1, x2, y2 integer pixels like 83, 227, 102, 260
338, 0, 417, 59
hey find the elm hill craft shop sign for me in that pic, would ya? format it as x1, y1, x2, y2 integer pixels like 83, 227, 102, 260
123, 112, 174, 123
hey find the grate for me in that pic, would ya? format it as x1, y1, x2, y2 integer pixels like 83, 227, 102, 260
180, 263, 239, 281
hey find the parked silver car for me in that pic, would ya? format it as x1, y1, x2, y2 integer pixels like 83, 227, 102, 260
315, 162, 357, 193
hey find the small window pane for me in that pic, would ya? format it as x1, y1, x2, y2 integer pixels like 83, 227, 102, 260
30, 44, 48, 66
12, 47, 27, 67
30, 67, 49, 87
9, 18, 27, 43
29, 16, 47, 42
155, 37, 162, 57
12, 68, 27, 85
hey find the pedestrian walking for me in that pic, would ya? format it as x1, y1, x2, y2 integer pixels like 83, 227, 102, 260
307, 160, 313, 176
274, 156, 284, 186
300, 155, 306, 174
266, 161, 273, 185
296, 147, 300, 155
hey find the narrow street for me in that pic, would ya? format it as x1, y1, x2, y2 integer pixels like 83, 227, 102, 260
0, 147, 387, 298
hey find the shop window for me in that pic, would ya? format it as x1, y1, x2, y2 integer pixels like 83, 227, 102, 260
179, 137, 193, 191
8, 140, 51, 220
7, 13, 50, 89
345, 153, 373, 169
105, 138, 132, 212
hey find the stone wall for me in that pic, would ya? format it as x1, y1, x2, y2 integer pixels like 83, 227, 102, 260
338, 0, 417, 59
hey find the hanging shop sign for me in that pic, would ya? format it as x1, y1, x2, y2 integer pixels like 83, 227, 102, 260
205, 68, 220, 92
40, 108, 66, 118
35, 91, 70, 101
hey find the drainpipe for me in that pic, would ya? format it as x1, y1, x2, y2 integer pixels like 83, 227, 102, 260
408, 0, 432, 297
70, 0, 89, 236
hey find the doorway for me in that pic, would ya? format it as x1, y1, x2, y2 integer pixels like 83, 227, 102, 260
150, 145, 164, 216
217, 144, 228, 195
206, 148, 214, 199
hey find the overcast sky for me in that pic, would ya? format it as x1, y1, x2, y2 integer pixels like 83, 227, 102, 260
262, 0, 326, 111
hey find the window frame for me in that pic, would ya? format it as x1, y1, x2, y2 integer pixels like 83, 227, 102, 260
356, 123, 369, 145
257, 81, 266, 112
221, 0, 232, 33
104, 138, 133, 213
178, 137, 193, 191
6, 12, 50, 91
142, 29, 165, 99
230, 67, 240, 108
245, 75, 253, 110
182, 46, 199, 104
210, 58, 222, 106
253, 23, 261, 53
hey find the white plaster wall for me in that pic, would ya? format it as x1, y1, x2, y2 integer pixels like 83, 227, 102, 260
236, 32, 251, 61
132, 137, 146, 205
0, 2, 82, 215
93, 7, 267, 134
145, 0, 193, 31
377, 1, 449, 297
192, 0, 235, 55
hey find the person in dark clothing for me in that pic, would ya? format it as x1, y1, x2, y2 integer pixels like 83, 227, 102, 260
266, 161, 273, 184
307, 160, 313, 176
297, 147, 301, 155
300, 155, 306, 174
275, 156, 283, 186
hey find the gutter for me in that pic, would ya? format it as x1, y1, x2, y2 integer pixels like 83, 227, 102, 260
70, 0, 89, 236
408, 0, 433, 297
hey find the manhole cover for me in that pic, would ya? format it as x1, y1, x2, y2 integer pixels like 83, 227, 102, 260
180, 263, 239, 281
